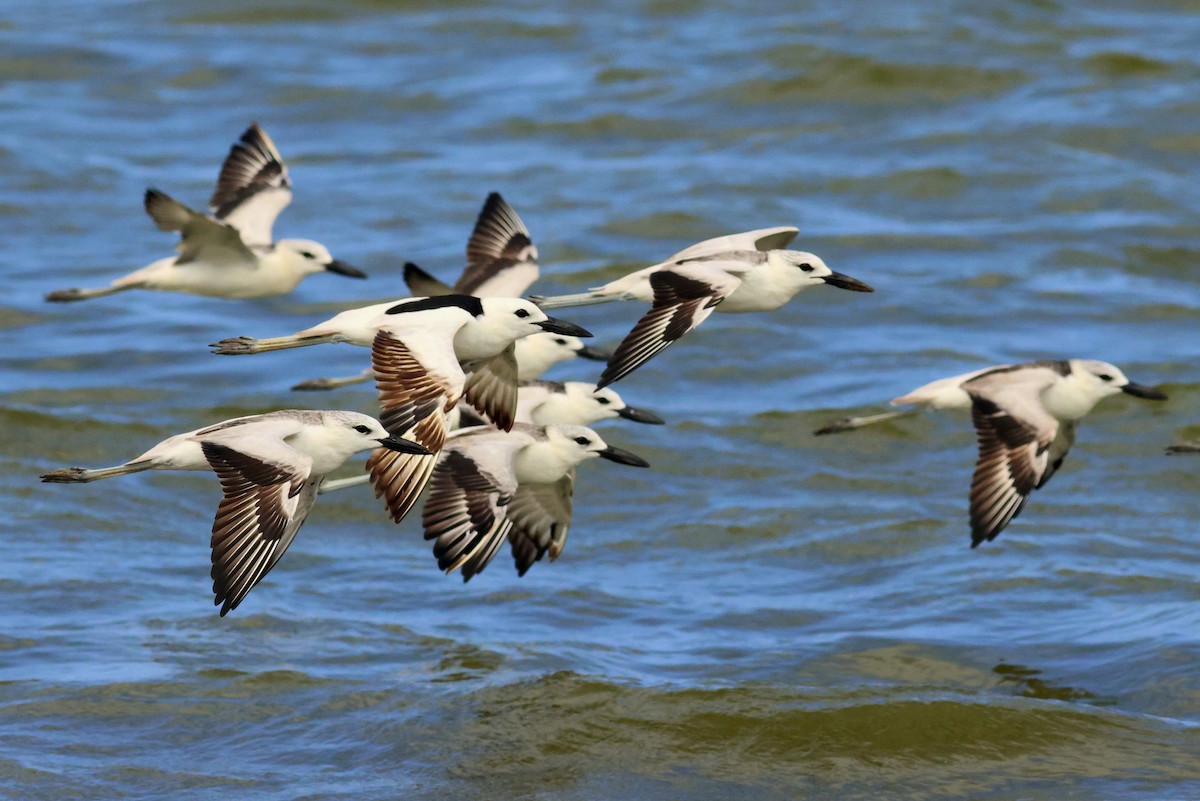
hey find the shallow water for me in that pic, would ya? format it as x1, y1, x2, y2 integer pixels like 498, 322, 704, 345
3, 1, 1200, 798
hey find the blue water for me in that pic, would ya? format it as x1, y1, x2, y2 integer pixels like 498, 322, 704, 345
3, 1, 1200, 798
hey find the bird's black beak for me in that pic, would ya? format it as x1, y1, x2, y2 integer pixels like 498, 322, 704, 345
1121, 382, 1167, 401
326, 259, 368, 279
617, 405, 665, 425
377, 436, 431, 455
538, 317, 593, 337
578, 344, 615, 361
822, 272, 874, 292
597, 445, 650, 467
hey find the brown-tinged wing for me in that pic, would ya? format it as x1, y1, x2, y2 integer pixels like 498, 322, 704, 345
597, 264, 738, 388
966, 376, 1062, 547
507, 471, 575, 576
423, 438, 522, 581
209, 122, 292, 247
201, 440, 315, 616
462, 343, 519, 431
366, 329, 462, 524
456, 192, 539, 297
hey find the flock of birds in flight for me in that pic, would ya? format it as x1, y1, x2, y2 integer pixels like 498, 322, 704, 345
38, 123, 1187, 617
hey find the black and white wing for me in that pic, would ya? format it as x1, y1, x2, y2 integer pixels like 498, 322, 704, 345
402, 262, 456, 297
965, 368, 1067, 547
462, 343, 520, 431
422, 431, 524, 580
597, 263, 741, 388
200, 423, 316, 616
367, 326, 466, 524
144, 189, 256, 266
456, 193, 539, 297
209, 123, 293, 248
507, 472, 575, 576
666, 226, 799, 262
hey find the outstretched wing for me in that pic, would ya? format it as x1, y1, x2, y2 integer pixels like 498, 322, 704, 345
402, 262, 456, 297
209, 122, 293, 247
507, 472, 575, 576
367, 328, 464, 524
423, 436, 522, 581
144, 189, 256, 266
201, 438, 315, 616
597, 264, 740, 388
965, 370, 1064, 547
456, 192, 539, 297
462, 343, 519, 431
666, 226, 798, 262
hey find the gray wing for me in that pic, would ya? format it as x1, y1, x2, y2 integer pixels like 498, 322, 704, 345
201, 440, 315, 616
507, 471, 575, 576
666, 226, 799, 262
462, 343, 519, 431
966, 370, 1063, 547
144, 189, 256, 265
423, 442, 521, 581
209, 123, 293, 247
456, 193, 539, 297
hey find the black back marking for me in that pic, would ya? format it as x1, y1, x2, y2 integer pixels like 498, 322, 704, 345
385, 295, 485, 317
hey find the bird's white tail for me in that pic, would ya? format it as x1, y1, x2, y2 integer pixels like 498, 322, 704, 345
291, 368, 374, 392
210, 333, 341, 355
813, 410, 916, 436
529, 291, 616, 310
40, 460, 154, 483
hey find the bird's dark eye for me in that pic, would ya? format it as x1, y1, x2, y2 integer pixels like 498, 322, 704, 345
574, 436, 590, 445
799, 263, 814, 272
596, 397, 610, 405
515, 309, 530, 318
300, 251, 316, 259
554, 338, 567, 345
1098, 374, 1113, 382
353, 424, 371, 434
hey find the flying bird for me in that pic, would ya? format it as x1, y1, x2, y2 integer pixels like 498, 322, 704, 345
290, 192, 609, 391
40, 410, 426, 615
531, 226, 873, 387
815, 359, 1167, 546
459, 380, 664, 428
45, 123, 364, 303
422, 424, 650, 581
212, 294, 589, 524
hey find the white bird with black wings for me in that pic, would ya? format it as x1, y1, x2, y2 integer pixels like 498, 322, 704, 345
45, 122, 364, 302
39, 409, 426, 615
816, 359, 1167, 546
531, 226, 874, 387
422, 424, 650, 581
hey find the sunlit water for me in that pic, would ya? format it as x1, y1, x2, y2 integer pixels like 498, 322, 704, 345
2, 1, 1200, 798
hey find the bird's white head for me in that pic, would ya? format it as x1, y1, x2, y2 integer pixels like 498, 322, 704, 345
514, 333, 587, 380
276, 238, 367, 281
316, 411, 430, 464
557, 383, 665, 426
1069, 360, 1168, 404
544, 424, 651, 469
476, 297, 593, 347
768, 250, 874, 294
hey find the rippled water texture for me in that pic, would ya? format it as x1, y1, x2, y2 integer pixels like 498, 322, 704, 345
2, 1, 1200, 798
